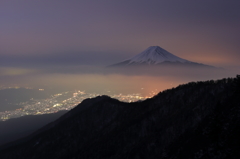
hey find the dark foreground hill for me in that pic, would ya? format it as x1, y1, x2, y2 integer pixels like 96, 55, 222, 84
0, 110, 67, 146
0, 76, 240, 159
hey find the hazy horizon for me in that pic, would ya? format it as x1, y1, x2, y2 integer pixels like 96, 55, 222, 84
1, 0, 240, 97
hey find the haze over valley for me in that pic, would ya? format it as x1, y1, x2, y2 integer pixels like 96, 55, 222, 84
0, 1, 240, 158
0, 45, 238, 121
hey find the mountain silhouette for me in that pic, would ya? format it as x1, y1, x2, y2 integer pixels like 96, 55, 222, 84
0, 75, 239, 159
0, 110, 67, 146
108, 46, 215, 68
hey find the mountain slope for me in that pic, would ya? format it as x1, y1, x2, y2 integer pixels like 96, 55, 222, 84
0, 76, 239, 159
109, 46, 214, 68
0, 110, 67, 146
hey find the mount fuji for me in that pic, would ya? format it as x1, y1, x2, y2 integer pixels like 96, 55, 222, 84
108, 46, 214, 68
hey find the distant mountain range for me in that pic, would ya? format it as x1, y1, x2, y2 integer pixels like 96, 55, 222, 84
108, 46, 215, 68
1, 75, 239, 159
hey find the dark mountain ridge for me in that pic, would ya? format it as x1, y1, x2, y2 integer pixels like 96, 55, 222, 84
0, 110, 67, 146
0, 75, 240, 158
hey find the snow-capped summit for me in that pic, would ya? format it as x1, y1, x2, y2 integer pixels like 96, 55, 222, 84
108, 46, 214, 68
127, 46, 189, 64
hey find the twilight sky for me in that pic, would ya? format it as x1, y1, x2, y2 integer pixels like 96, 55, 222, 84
1, 0, 240, 68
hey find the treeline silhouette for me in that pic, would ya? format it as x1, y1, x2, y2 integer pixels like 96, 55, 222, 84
0, 75, 239, 159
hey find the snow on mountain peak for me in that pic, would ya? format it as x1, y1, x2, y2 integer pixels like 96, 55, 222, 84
108, 46, 216, 68
128, 46, 189, 64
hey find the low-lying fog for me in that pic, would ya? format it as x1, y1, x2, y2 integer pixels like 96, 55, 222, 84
0, 65, 238, 96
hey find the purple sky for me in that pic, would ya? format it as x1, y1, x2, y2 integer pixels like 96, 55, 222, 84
1, 0, 240, 68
